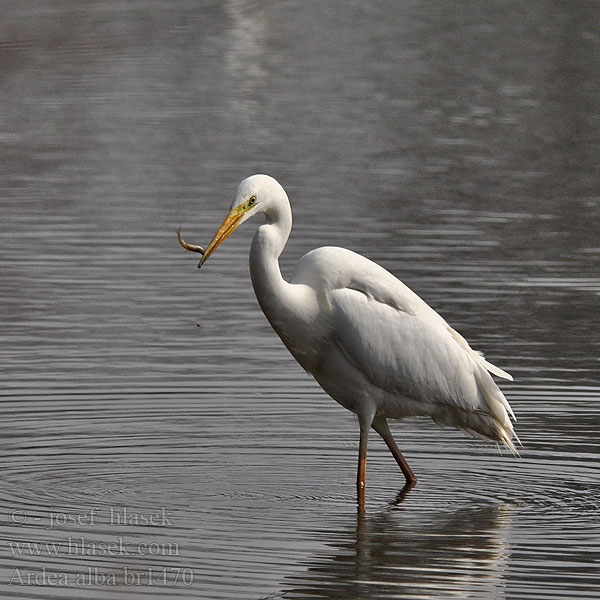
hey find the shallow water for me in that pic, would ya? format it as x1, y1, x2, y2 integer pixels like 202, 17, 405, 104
1, 1, 599, 599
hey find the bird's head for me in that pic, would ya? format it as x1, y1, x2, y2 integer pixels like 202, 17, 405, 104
197, 174, 286, 268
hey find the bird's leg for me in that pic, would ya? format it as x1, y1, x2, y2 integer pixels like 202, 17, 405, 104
372, 417, 417, 487
357, 425, 369, 507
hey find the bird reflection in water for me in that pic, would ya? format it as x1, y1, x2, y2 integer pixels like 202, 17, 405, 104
282, 501, 512, 599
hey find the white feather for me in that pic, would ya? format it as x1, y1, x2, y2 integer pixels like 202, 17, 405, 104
196, 174, 518, 495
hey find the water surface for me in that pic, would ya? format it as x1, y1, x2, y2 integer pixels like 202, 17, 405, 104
1, 1, 599, 599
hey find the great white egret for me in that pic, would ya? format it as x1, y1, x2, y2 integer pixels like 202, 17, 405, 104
177, 174, 517, 504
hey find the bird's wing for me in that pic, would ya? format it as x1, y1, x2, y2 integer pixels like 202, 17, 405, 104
330, 286, 482, 410
293, 246, 515, 445
293, 246, 512, 399
305, 247, 512, 405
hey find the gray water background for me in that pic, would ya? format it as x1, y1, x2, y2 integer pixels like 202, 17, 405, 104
1, 1, 599, 598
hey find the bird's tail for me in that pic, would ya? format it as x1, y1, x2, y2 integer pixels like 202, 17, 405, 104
471, 365, 520, 454
432, 364, 520, 454
480, 372, 521, 456
445, 327, 519, 452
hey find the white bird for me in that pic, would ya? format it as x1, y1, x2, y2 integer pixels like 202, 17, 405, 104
177, 174, 518, 504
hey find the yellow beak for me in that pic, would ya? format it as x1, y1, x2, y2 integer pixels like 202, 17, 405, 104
199, 205, 247, 268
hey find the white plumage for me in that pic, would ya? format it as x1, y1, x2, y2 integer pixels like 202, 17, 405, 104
178, 174, 518, 503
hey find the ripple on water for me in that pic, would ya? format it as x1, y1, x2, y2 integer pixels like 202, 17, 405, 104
1, 382, 599, 599
1, 0, 599, 596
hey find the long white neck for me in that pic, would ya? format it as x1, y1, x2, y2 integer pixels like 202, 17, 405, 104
248, 197, 293, 327
248, 194, 320, 372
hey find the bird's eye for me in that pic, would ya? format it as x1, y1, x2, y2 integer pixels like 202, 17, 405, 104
248, 195, 257, 205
